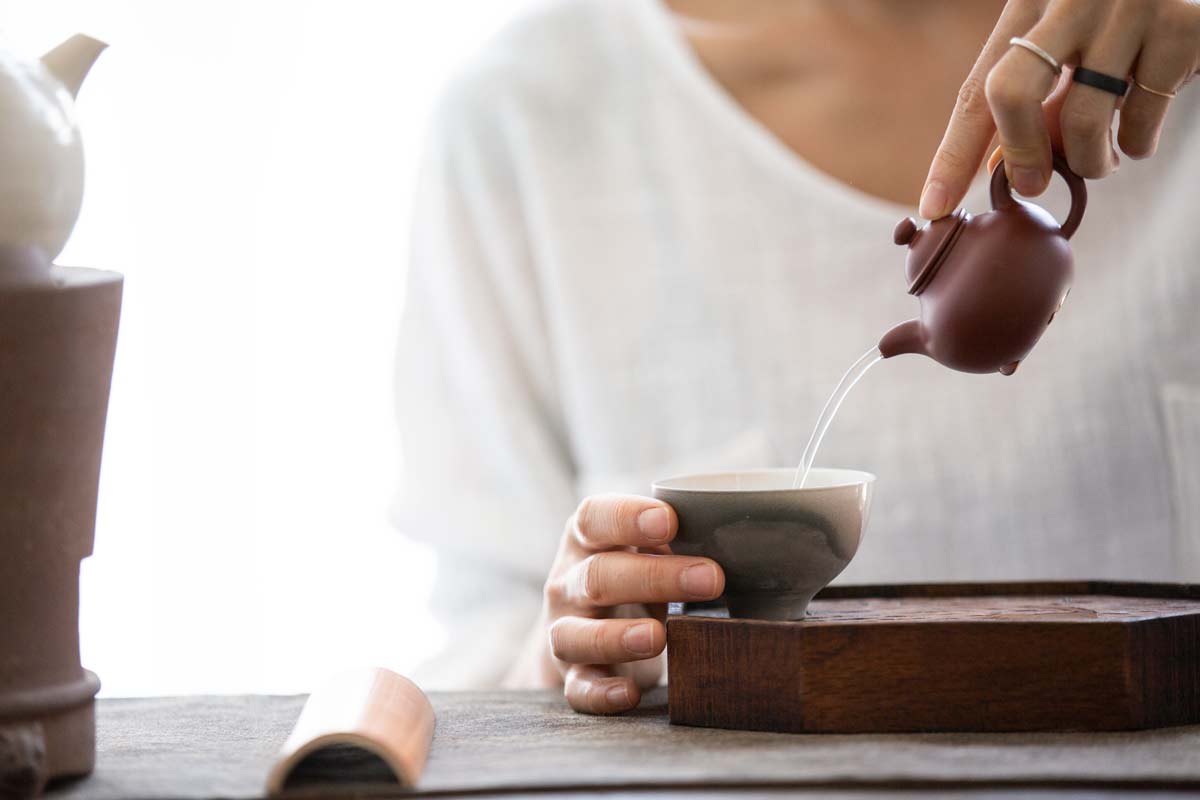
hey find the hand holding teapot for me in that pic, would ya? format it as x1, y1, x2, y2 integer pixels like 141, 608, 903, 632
879, 155, 1086, 376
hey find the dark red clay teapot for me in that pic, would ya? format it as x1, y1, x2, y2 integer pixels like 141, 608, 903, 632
879, 155, 1086, 375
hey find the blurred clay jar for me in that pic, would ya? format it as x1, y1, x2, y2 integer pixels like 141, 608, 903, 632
652, 468, 874, 620
0, 35, 118, 799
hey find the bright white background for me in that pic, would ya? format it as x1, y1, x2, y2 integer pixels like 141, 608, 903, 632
0, 1, 535, 696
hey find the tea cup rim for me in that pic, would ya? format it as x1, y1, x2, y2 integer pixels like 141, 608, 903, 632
652, 467, 876, 494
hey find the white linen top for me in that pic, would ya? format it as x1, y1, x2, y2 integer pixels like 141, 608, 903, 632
394, 0, 1200, 688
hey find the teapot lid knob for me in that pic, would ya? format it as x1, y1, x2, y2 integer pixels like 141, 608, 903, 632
893, 217, 918, 246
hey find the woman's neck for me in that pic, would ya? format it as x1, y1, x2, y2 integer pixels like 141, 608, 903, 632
665, 0, 1006, 207
667, 0, 1000, 42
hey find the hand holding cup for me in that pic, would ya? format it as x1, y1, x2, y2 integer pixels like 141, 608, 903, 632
508, 494, 725, 714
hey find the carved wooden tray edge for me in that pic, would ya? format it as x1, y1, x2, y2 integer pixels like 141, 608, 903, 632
667, 580, 1200, 734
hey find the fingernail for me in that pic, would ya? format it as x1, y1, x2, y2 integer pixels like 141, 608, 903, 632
638, 507, 670, 542
1012, 167, 1043, 196
623, 623, 655, 657
680, 563, 719, 598
606, 684, 630, 708
918, 179, 948, 219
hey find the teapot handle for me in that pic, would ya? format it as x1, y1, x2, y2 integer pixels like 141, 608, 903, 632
989, 154, 1087, 240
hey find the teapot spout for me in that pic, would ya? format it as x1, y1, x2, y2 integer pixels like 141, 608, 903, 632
41, 34, 108, 99
878, 319, 926, 359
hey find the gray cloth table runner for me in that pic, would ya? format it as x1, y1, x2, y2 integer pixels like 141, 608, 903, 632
47, 690, 1200, 799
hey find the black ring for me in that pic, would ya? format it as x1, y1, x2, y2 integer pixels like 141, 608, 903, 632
1072, 67, 1130, 97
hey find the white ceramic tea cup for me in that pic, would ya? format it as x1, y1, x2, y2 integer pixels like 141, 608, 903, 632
652, 468, 875, 620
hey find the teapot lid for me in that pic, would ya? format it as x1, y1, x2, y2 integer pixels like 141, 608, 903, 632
893, 208, 968, 296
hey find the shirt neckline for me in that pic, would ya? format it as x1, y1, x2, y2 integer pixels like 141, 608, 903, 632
628, 0, 980, 224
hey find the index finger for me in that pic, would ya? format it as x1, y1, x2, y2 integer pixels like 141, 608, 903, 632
920, 2, 1043, 219
571, 494, 677, 551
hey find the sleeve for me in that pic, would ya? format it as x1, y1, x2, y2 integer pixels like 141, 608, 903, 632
391, 74, 579, 689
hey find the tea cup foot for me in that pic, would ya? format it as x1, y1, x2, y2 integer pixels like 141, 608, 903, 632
725, 592, 815, 621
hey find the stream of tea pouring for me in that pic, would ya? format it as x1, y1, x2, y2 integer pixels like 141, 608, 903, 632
788, 159, 1089, 489
792, 346, 883, 489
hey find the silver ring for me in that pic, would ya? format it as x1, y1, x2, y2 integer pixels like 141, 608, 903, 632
1009, 36, 1062, 76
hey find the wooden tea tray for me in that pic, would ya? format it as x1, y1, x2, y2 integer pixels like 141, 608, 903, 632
667, 581, 1200, 734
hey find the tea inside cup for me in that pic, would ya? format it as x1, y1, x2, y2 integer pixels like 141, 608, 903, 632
652, 468, 875, 620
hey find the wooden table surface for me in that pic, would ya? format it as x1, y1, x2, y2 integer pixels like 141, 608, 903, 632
45, 689, 1200, 800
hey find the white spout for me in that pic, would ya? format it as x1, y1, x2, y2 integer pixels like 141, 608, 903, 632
41, 34, 108, 99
